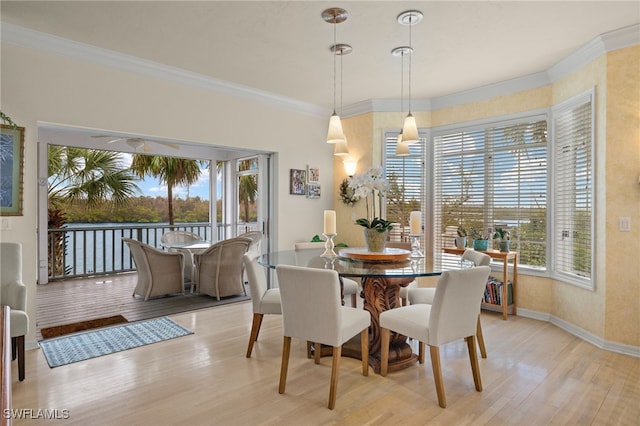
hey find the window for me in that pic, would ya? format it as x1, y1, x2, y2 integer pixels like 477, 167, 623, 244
383, 131, 426, 242
551, 90, 594, 289
432, 115, 548, 270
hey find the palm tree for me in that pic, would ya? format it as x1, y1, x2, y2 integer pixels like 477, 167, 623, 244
48, 146, 140, 275
129, 155, 203, 225
237, 159, 258, 223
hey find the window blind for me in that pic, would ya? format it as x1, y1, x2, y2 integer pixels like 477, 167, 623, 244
552, 93, 593, 287
383, 132, 425, 242
433, 116, 548, 270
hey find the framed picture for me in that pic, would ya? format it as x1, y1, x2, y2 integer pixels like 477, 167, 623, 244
306, 183, 321, 199
307, 166, 320, 183
289, 169, 306, 195
0, 125, 25, 216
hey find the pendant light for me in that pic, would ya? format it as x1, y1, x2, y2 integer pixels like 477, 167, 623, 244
322, 8, 348, 144
392, 46, 411, 157
333, 43, 352, 156
398, 10, 422, 144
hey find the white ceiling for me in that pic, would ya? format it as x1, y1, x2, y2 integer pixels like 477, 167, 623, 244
2, 1, 639, 111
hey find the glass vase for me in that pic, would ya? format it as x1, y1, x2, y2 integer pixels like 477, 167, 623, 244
364, 228, 387, 252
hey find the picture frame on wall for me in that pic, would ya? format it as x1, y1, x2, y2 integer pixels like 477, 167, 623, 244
307, 166, 320, 183
290, 169, 306, 195
306, 183, 321, 199
0, 124, 25, 216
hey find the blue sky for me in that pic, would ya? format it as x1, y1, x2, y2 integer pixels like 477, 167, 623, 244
121, 154, 211, 200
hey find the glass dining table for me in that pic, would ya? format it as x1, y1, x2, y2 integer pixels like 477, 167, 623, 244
258, 247, 443, 373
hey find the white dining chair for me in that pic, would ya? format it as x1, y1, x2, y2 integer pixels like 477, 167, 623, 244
243, 252, 281, 358
276, 264, 370, 410
380, 266, 491, 408
0, 242, 29, 381
293, 242, 360, 307
408, 249, 491, 358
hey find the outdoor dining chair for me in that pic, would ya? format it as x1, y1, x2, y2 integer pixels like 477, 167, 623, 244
123, 237, 185, 301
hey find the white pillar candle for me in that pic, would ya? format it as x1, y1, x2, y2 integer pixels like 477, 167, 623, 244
324, 210, 337, 235
410, 211, 421, 235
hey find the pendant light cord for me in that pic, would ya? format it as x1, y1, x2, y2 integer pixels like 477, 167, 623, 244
408, 15, 413, 115
332, 15, 337, 115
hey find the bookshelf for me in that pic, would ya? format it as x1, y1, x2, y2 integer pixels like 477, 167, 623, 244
443, 247, 518, 320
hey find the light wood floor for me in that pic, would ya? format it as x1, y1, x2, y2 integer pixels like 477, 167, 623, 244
11, 298, 640, 425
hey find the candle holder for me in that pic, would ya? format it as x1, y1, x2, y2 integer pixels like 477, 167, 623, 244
321, 233, 337, 258
409, 234, 424, 258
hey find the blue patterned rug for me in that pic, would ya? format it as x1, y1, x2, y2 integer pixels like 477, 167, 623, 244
39, 317, 193, 368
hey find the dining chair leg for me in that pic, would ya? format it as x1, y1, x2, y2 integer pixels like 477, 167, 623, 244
351, 294, 357, 308
476, 315, 487, 358
430, 345, 446, 408
360, 329, 369, 376
466, 336, 483, 392
278, 336, 291, 394
11, 337, 16, 360
328, 346, 342, 410
306, 341, 312, 359
16, 335, 25, 381
314, 342, 322, 365
418, 341, 425, 364
380, 327, 391, 376
246, 313, 264, 358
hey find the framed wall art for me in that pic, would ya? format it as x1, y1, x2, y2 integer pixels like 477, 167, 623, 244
307, 166, 320, 183
0, 124, 25, 216
289, 169, 306, 195
306, 183, 321, 199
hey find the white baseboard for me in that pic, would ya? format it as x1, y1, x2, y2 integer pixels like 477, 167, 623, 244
517, 308, 640, 358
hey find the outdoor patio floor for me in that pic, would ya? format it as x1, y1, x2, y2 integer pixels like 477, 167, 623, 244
36, 272, 250, 340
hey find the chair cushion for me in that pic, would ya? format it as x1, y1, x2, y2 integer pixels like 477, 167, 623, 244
10, 309, 28, 337
342, 278, 359, 295
379, 304, 431, 343
398, 280, 418, 298
339, 306, 370, 346
407, 287, 436, 305
259, 288, 282, 314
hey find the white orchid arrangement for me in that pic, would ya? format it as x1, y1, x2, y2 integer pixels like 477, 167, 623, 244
347, 166, 393, 233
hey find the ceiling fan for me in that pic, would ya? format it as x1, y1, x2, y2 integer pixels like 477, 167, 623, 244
91, 135, 180, 152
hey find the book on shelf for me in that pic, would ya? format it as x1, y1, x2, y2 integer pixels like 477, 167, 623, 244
484, 277, 513, 306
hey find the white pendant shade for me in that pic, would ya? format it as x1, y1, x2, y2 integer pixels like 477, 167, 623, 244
395, 140, 410, 156
326, 113, 345, 144
402, 114, 419, 144
334, 139, 349, 156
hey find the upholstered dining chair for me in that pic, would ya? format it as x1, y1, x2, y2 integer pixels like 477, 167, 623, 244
123, 237, 185, 301
161, 230, 202, 283
275, 264, 370, 410
408, 249, 491, 358
193, 237, 251, 300
244, 252, 281, 358
293, 242, 360, 308
385, 241, 417, 306
0, 242, 29, 381
380, 266, 491, 408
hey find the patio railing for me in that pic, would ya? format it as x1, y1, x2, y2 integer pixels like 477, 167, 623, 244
47, 222, 259, 281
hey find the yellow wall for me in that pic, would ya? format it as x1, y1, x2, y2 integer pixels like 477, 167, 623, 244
604, 46, 640, 346
337, 46, 640, 349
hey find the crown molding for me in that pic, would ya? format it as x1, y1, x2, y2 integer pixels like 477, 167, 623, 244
2, 22, 638, 118
548, 23, 639, 82
0, 22, 328, 118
